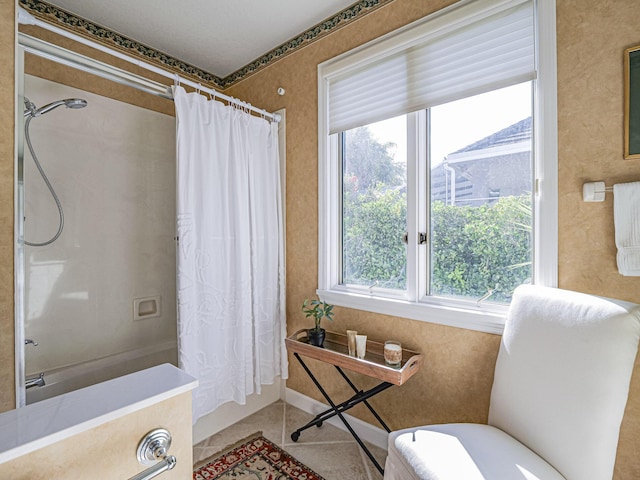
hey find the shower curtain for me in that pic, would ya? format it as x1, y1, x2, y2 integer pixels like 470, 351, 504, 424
173, 86, 287, 422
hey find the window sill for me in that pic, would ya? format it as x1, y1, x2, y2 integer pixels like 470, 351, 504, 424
317, 289, 506, 335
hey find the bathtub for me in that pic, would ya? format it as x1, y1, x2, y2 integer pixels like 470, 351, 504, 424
26, 340, 178, 404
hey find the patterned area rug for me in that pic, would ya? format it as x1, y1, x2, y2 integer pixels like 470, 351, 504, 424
193, 434, 325, 479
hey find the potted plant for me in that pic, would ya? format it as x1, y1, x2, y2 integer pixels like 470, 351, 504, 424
302, 298, 334, 347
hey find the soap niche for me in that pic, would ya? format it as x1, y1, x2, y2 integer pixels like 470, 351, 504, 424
133, 296, 162, 321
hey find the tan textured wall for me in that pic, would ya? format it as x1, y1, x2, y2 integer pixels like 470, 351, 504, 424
0, 0, 15, 414
226, 0, 640, 477
557, 1, 640, 300
0, 392, 193, 479
556, 1, 640, 478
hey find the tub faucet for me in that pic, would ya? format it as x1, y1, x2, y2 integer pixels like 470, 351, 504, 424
25, 372, 45, 389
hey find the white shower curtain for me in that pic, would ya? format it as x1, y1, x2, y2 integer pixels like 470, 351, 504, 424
173, 86, 287, 422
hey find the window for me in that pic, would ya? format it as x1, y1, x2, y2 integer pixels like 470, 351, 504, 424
318, 0, 557, 333
341, 115, 408, 292
428, 83, 533, 303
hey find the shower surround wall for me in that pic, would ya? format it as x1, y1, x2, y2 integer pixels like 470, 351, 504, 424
23, 74, 177, 379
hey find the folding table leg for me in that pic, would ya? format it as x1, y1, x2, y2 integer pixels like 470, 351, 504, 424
335, 366, 392, 433
291, 353, 388, 474
291, 381, 392, 439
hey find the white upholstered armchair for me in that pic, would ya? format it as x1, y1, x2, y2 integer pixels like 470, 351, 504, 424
384, 285, 640, 480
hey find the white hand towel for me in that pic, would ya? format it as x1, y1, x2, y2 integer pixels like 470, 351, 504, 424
614, 181, 640, 276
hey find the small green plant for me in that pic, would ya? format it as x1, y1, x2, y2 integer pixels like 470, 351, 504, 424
302, 298, 335, 332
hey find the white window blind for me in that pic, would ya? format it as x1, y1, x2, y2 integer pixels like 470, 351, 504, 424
323, 0, 536, 134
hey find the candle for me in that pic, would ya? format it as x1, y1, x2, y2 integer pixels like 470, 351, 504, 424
384, 341, 402, 366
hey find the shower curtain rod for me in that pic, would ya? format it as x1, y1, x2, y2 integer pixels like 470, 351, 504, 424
17, 7, 281, 122
19, 33, 176, 100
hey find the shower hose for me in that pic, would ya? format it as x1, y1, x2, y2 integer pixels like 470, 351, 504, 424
23, 114, 64, 247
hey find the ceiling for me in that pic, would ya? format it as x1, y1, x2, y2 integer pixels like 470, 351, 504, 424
43, 0, 358, 78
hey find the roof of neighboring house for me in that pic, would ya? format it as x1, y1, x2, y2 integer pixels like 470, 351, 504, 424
452, 117, 532, 154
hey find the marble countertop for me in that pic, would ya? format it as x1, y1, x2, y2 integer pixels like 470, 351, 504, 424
0, 363, 197, 464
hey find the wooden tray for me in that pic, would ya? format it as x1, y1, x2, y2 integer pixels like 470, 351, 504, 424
285, 329, 423, 385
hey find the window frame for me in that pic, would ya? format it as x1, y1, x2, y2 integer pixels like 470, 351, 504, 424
317, 0, 557, 334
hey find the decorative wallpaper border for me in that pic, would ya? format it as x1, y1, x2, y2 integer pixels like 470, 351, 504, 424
19, 0, 224, 88
221, 0, 393, 87
19, 0, 393, 90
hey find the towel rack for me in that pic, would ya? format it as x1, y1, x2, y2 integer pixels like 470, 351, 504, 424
583, 181, 614, 202
129, 456, 176, 480
128, 428, 177, 480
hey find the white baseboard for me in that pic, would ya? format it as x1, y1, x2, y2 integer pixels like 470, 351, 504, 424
192, 379, 283, 444
285, 387, 389, 451
192, 381, 390, 451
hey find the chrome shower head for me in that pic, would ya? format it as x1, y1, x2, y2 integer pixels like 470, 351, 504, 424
35, 98, 88, 116
64, 98, 88, 109
24, 97, 88, 117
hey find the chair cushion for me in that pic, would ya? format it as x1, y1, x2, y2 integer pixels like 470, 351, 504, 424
489, 285, 640, 480
384, 423, 565, 480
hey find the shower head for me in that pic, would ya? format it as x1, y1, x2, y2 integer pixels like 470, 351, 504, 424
36, 98, 88, 116
24, 97, 88, 117
64, 98, 88, 109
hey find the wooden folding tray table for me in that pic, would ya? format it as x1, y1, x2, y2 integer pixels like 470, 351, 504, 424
285, 329, 424, 474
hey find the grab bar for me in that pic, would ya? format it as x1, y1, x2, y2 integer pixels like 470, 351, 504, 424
128, 428, 177, 480
128, 455, 176, 480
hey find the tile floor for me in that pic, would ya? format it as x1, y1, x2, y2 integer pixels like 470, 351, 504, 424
193, 400, 387, 479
